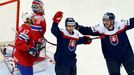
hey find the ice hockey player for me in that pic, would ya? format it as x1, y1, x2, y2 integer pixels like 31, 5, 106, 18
13, 11, 38, 75
31, 0, 46, 45
31, 0, 47, 62
75, 12, 134, 75
51, 11, 92, 75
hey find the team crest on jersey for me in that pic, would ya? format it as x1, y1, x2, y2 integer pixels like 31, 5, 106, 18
109, 35, 119, 46
68, 40, 76, 51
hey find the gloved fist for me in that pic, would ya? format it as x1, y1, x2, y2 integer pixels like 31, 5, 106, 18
130, 17, 134, 26
74, 22, 81, 30
83, 36, 92, 44
53, 11, 63, 23
35, 38, 46, 51
28, 47, 38, 58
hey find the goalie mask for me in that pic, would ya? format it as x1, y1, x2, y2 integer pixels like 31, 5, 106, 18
31, 0, 44, 15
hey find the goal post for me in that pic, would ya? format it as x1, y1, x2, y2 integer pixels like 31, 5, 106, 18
0, 0, 20, 42
0, 1, 55, 74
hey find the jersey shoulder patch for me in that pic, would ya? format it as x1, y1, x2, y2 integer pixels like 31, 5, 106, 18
92, 23, 105, 33
114, 20, 127, 31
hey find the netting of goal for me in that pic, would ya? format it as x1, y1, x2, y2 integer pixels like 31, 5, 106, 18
0, 0, 20, 43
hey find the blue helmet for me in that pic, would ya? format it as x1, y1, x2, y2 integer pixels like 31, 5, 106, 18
65, 17, 76, 27
103, 12, 115, 20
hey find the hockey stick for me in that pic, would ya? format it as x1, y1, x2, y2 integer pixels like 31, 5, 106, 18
11, 27, 57, 46
38, 31, 56, 46
11, 27, 16, 32
11, 27, 102, 45
42, 37, 57, 46
38, 31, 55, 64
40, 34, 102, 46
90, 36, 104, 40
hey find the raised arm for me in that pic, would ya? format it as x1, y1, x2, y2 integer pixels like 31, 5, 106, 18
51, 11, 63, 37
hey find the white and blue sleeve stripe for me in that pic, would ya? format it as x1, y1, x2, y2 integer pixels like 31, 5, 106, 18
31, 25, 42, 31
18, 33, 29, 42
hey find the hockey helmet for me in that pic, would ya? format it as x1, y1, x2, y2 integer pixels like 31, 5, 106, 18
22, 11, 33, 22
31, 0, 44, 13
103, 12, 115, 20
65, 17, 76, 27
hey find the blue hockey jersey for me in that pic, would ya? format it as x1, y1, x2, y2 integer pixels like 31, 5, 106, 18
78, 18, 134, 61
51, 22, 88, 66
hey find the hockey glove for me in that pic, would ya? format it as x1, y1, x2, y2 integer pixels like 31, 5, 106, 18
83, 36, 92, 44
53, 11, 63, 23
75, 22, 81, 30
130, 17, 134, 26
35, 41, 46, 51
28, 47, 38, 58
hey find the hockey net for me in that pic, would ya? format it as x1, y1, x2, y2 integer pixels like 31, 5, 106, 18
0, 0, 20, 43
0, 0, 55, 74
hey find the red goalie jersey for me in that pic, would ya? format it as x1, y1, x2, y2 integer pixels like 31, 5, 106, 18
31, 13, 46, 42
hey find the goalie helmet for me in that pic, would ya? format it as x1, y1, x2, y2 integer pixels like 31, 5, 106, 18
65, 17, 76, 27
103, 12, 115, 20
21, 11, 33, 22
31, 0, 44, 15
